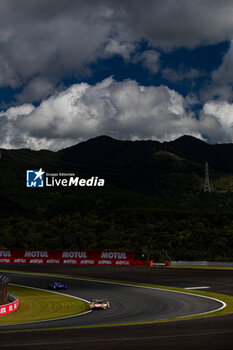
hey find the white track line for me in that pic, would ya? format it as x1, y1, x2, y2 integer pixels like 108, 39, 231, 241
0, 283, 92, 327
0, 270, 226, 322
185, 286, 210, 290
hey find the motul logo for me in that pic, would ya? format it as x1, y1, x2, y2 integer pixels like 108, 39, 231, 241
100, 252, 127, 259
24, 251, 48, 257
115, 260, 130, 265
62, 251, 87, 258
0, 250, 11, 257
80, 260, 95, 264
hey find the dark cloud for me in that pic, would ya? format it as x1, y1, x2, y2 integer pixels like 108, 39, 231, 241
0, 0, 112, 91
1, 1, 233, 148
162, 68, 205, 82
1, 0, 233, 92
133, 50, 160, 74
107, 0, 233, 47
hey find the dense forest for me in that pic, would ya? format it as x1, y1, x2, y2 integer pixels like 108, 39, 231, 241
1, 135, 233, 261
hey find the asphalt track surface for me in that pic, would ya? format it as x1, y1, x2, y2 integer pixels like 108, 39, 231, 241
0, 271, 223, 332
0, 265, 233, 350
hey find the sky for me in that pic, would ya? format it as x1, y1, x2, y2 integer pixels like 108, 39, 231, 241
1, 0, 233, 150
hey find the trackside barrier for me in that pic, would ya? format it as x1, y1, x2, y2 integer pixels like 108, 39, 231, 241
171, 261, 233, 267
0, 295, 18, 316
0, 249, 152, 266
132, 260, 153, 266
153, 263, 165, 266
0, 249, 134, 265
0, 249, 150, 266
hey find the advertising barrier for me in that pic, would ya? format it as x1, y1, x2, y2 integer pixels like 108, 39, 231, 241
0, 298, 18, 316
0, 249, 140, 266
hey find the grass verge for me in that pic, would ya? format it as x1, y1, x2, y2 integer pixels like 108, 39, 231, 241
0, 284, 89, 326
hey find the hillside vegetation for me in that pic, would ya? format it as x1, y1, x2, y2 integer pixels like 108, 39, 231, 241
1, 135, 233, 261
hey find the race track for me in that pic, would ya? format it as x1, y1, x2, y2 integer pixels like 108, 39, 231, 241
0, 271, 223, 331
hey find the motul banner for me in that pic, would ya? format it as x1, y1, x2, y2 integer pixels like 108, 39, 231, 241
0, 250, 136, 265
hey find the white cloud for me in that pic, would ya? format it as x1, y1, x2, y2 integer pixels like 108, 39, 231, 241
200, 101, 233, 142
2, 77, 233, 150
0, 104, 35, 120
203, 101, 233, 126
0, 77, 204, 150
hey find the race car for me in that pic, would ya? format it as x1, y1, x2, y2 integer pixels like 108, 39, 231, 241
89, 299, 110, 310
47, 281, 67, 290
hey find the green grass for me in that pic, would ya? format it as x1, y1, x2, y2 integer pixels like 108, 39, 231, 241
0, 284, 89, 326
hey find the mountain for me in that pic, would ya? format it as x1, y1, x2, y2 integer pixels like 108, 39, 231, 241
1, 134, 232, 215
57, 135, 203, 194
2, 134, 233, 197
166, 135, 233, 171
59, 135, 162, 168
1, 135, 233, 259
59, 134, 233, 171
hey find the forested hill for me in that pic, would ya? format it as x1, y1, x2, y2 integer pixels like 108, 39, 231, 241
60, 134, 233, 171
1, 134, 233, 209
2, 133, 233, 174
1, 135, 233, 260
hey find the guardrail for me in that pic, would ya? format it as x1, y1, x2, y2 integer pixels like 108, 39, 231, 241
171, 261, 233, 267
0, 294, 18, 316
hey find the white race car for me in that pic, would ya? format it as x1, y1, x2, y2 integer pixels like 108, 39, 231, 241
89, 299, 110, 310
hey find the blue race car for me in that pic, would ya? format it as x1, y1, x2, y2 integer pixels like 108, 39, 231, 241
47, 281, 67, 290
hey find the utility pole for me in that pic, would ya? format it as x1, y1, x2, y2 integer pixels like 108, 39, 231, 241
204, 162, 211, 193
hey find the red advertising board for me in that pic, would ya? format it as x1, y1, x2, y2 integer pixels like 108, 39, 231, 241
0, 299, 18, 316
0, 249, 136, 265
